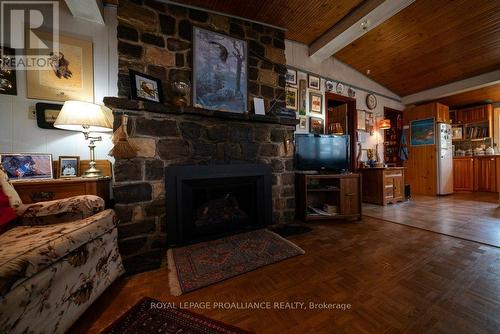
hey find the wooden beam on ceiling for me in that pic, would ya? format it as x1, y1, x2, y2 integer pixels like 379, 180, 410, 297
402, 70, 500, 106
309, 0, 415, 62
65, 0, 105, 24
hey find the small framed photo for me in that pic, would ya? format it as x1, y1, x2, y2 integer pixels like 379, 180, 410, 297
285, 86, 298, 110
0, 153, 53, 180
59, 156, 79, 178
452, 126, 463, 140
129, 70, 163, 103
308, 74, 320, 90
35, 103, 64, 130
309, 117, 324, 135
299, 117, 307, 129
309, 92, 322, 114
285, 69, 297, 85
0, 46, 17, 96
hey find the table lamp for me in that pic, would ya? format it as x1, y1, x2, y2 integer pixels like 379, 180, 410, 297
54, 101, 113, 178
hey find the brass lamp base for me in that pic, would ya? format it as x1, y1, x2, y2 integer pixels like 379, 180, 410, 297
82, 164, 103, 178
82, 130, 104, 178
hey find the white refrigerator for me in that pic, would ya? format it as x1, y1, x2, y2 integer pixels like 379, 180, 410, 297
437, 123, 453, 195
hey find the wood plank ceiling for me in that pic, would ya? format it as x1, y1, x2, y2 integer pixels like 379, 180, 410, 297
167, 0, 365, 44
435, 83, 500, 108
335, 0, 500, 96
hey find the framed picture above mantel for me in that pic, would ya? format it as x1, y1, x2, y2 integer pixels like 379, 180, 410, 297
192, 27, 248, 113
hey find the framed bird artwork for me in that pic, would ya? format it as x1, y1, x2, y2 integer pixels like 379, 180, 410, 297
26, 32, 94, 102
129, 70, 163, 103
192, 26, 248, 113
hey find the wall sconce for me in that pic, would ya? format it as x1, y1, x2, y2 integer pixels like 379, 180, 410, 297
378, 119, 391, 130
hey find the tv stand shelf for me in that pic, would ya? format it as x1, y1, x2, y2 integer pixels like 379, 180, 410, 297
295, 173, 362, 222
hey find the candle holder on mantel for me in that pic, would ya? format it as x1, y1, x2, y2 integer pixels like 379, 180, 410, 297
170, 79, 190, 108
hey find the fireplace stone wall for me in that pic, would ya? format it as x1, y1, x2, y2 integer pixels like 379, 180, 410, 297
111, 1, 291, 273
107, 99, 296, 273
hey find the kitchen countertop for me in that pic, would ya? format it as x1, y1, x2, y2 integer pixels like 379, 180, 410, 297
454, 155, 500, 158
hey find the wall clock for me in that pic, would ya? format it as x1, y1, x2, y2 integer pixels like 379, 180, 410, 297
366, 94, 377, 109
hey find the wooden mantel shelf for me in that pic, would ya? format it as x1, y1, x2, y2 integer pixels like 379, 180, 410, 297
103, 97, 299, 127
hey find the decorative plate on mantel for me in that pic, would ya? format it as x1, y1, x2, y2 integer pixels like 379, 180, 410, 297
336, 82, 344, 94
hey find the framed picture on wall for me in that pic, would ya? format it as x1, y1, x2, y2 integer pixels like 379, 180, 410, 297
410, 118, 435, 146
299, 117, 307, 129
308, 74, 320, 90
286, 69, 297, 85
0, 46, 17, 95
192, 27, 247, 113
310, 117, 324, 135
285, 86, 298, 110
0, 153, 53, 180
26, 33, 94, 102
309, 92, 322, 114
35, 102, 63, 130
58, 156, 79, 178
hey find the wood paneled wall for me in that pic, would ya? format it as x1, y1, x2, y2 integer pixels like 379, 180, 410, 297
403, 103, 449, 196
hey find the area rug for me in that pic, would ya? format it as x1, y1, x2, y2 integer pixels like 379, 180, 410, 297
103, 297, 251, 334
167, 229, 305, 296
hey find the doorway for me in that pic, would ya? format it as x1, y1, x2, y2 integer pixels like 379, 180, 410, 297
325, 93, 357, 170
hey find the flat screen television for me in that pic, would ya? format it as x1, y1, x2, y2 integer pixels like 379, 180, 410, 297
295, 134, 350, 172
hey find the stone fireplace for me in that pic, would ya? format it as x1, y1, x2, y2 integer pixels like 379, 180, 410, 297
109, 0, 293, 273
166, 164, 272, 246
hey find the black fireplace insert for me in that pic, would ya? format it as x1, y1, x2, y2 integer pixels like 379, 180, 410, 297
166, 164, 272, 246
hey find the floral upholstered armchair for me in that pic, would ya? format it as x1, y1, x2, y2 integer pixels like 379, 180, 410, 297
0, 166, 124, 333
0, 166, 104, 225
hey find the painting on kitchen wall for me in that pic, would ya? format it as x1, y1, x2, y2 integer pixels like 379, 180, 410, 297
193, 27, 247, 113
285, 86, 298, 110
410, 118, 435, 146
26, 33, 94, 102
310, 117, 324, 135
0, 46, 17, 95
309, 92, 322, 114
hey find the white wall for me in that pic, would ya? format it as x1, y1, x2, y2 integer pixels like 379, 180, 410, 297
0, 3, 118, 160
285, 40, 405, 161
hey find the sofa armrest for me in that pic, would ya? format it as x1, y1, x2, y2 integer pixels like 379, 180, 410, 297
19, 195, 105, 225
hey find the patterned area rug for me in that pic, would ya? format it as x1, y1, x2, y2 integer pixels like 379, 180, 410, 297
167, 229, 305, 296
103, 297, 251, 334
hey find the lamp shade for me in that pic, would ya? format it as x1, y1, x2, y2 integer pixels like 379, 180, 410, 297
378, 119, 391, 130
329, 122, 344, 135
54, 101, 113, 132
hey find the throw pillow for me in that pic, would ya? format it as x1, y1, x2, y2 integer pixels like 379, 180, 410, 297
0, 186, 17, 234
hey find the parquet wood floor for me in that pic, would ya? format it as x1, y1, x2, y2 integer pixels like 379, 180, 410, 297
363, 193, 500, 247
72, 212, 500, 334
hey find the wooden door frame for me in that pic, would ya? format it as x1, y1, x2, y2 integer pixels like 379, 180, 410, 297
325, 92, 357, 171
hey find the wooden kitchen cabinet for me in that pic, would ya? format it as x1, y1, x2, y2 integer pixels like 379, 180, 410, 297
359, 167, 405, 205
474, 156, 497, 192
340, 177, 361, 216
453, 157, 474, 191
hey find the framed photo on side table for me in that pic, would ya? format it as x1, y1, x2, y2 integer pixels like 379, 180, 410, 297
0, 153, 53, 180
59, 156, 79, 178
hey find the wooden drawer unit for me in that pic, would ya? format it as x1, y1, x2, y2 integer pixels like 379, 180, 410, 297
13, 177, 111, 205
359, 167, 405, 205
